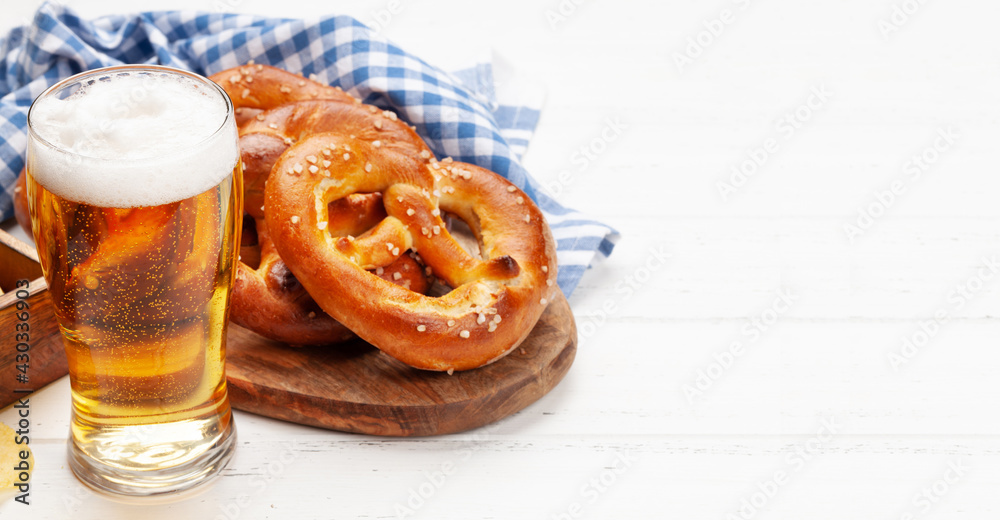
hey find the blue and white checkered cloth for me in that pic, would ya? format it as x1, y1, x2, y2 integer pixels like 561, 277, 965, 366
0, 2, 617, 295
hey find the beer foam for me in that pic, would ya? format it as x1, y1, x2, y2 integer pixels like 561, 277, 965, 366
28, 71, 238, 208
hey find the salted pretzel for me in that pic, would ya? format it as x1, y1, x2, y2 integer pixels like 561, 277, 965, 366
261, 117, 558, 371
234, 193, 429, 345
209, 63, 357, 127
212, 64, 375, 344
220, 72, 436, 344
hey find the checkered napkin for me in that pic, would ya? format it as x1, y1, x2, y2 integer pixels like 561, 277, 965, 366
0, 2, 617, 295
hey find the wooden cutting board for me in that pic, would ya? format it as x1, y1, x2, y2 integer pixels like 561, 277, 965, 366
1, 230, 577, 436
225, 289, 576, 436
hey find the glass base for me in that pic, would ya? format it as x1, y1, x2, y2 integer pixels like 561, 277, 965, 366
68, 417, 236, 499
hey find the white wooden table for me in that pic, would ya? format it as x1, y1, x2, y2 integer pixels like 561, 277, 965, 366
3, 0, 1000, 518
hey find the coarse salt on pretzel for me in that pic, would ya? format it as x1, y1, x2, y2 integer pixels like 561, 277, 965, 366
229, 92, 434, 344
209, 64, 357, 127
265, 131, 558, 371
211, 64, 420, 344
232, 194, 429, 345
233, 214, 353, 346
236, 99, 432, 224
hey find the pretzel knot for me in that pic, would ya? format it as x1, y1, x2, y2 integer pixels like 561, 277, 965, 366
233, 192, 429, 345
211, 65, 431, 345
265, 132, 558, 371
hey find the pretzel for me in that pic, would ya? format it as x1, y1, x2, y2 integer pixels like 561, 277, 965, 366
223, 76, 436, 344
262, 121, 558, 371
233, 194, 428, 345
209, 63, 357, 127
209, 65, 365, 344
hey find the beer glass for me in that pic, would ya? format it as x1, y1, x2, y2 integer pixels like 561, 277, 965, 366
25, 65, 242, 497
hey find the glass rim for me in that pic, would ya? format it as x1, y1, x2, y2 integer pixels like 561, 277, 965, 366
26, 64, 235, 163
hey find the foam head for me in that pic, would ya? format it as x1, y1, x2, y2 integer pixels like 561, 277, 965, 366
28, 67, 239, 208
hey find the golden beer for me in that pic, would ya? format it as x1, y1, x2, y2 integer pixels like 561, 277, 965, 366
27, 171, 240, 419
26, 66, 242, 497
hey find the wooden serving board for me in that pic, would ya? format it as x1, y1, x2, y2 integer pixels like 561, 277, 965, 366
1, 229, 577, 436
0, 229, 68, 408
225, 290, 576, 436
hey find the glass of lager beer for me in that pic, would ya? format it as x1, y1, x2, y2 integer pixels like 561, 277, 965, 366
25, 65, 242, 497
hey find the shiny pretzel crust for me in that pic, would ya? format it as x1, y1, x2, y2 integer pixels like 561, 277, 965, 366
266, 133, 558, 371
